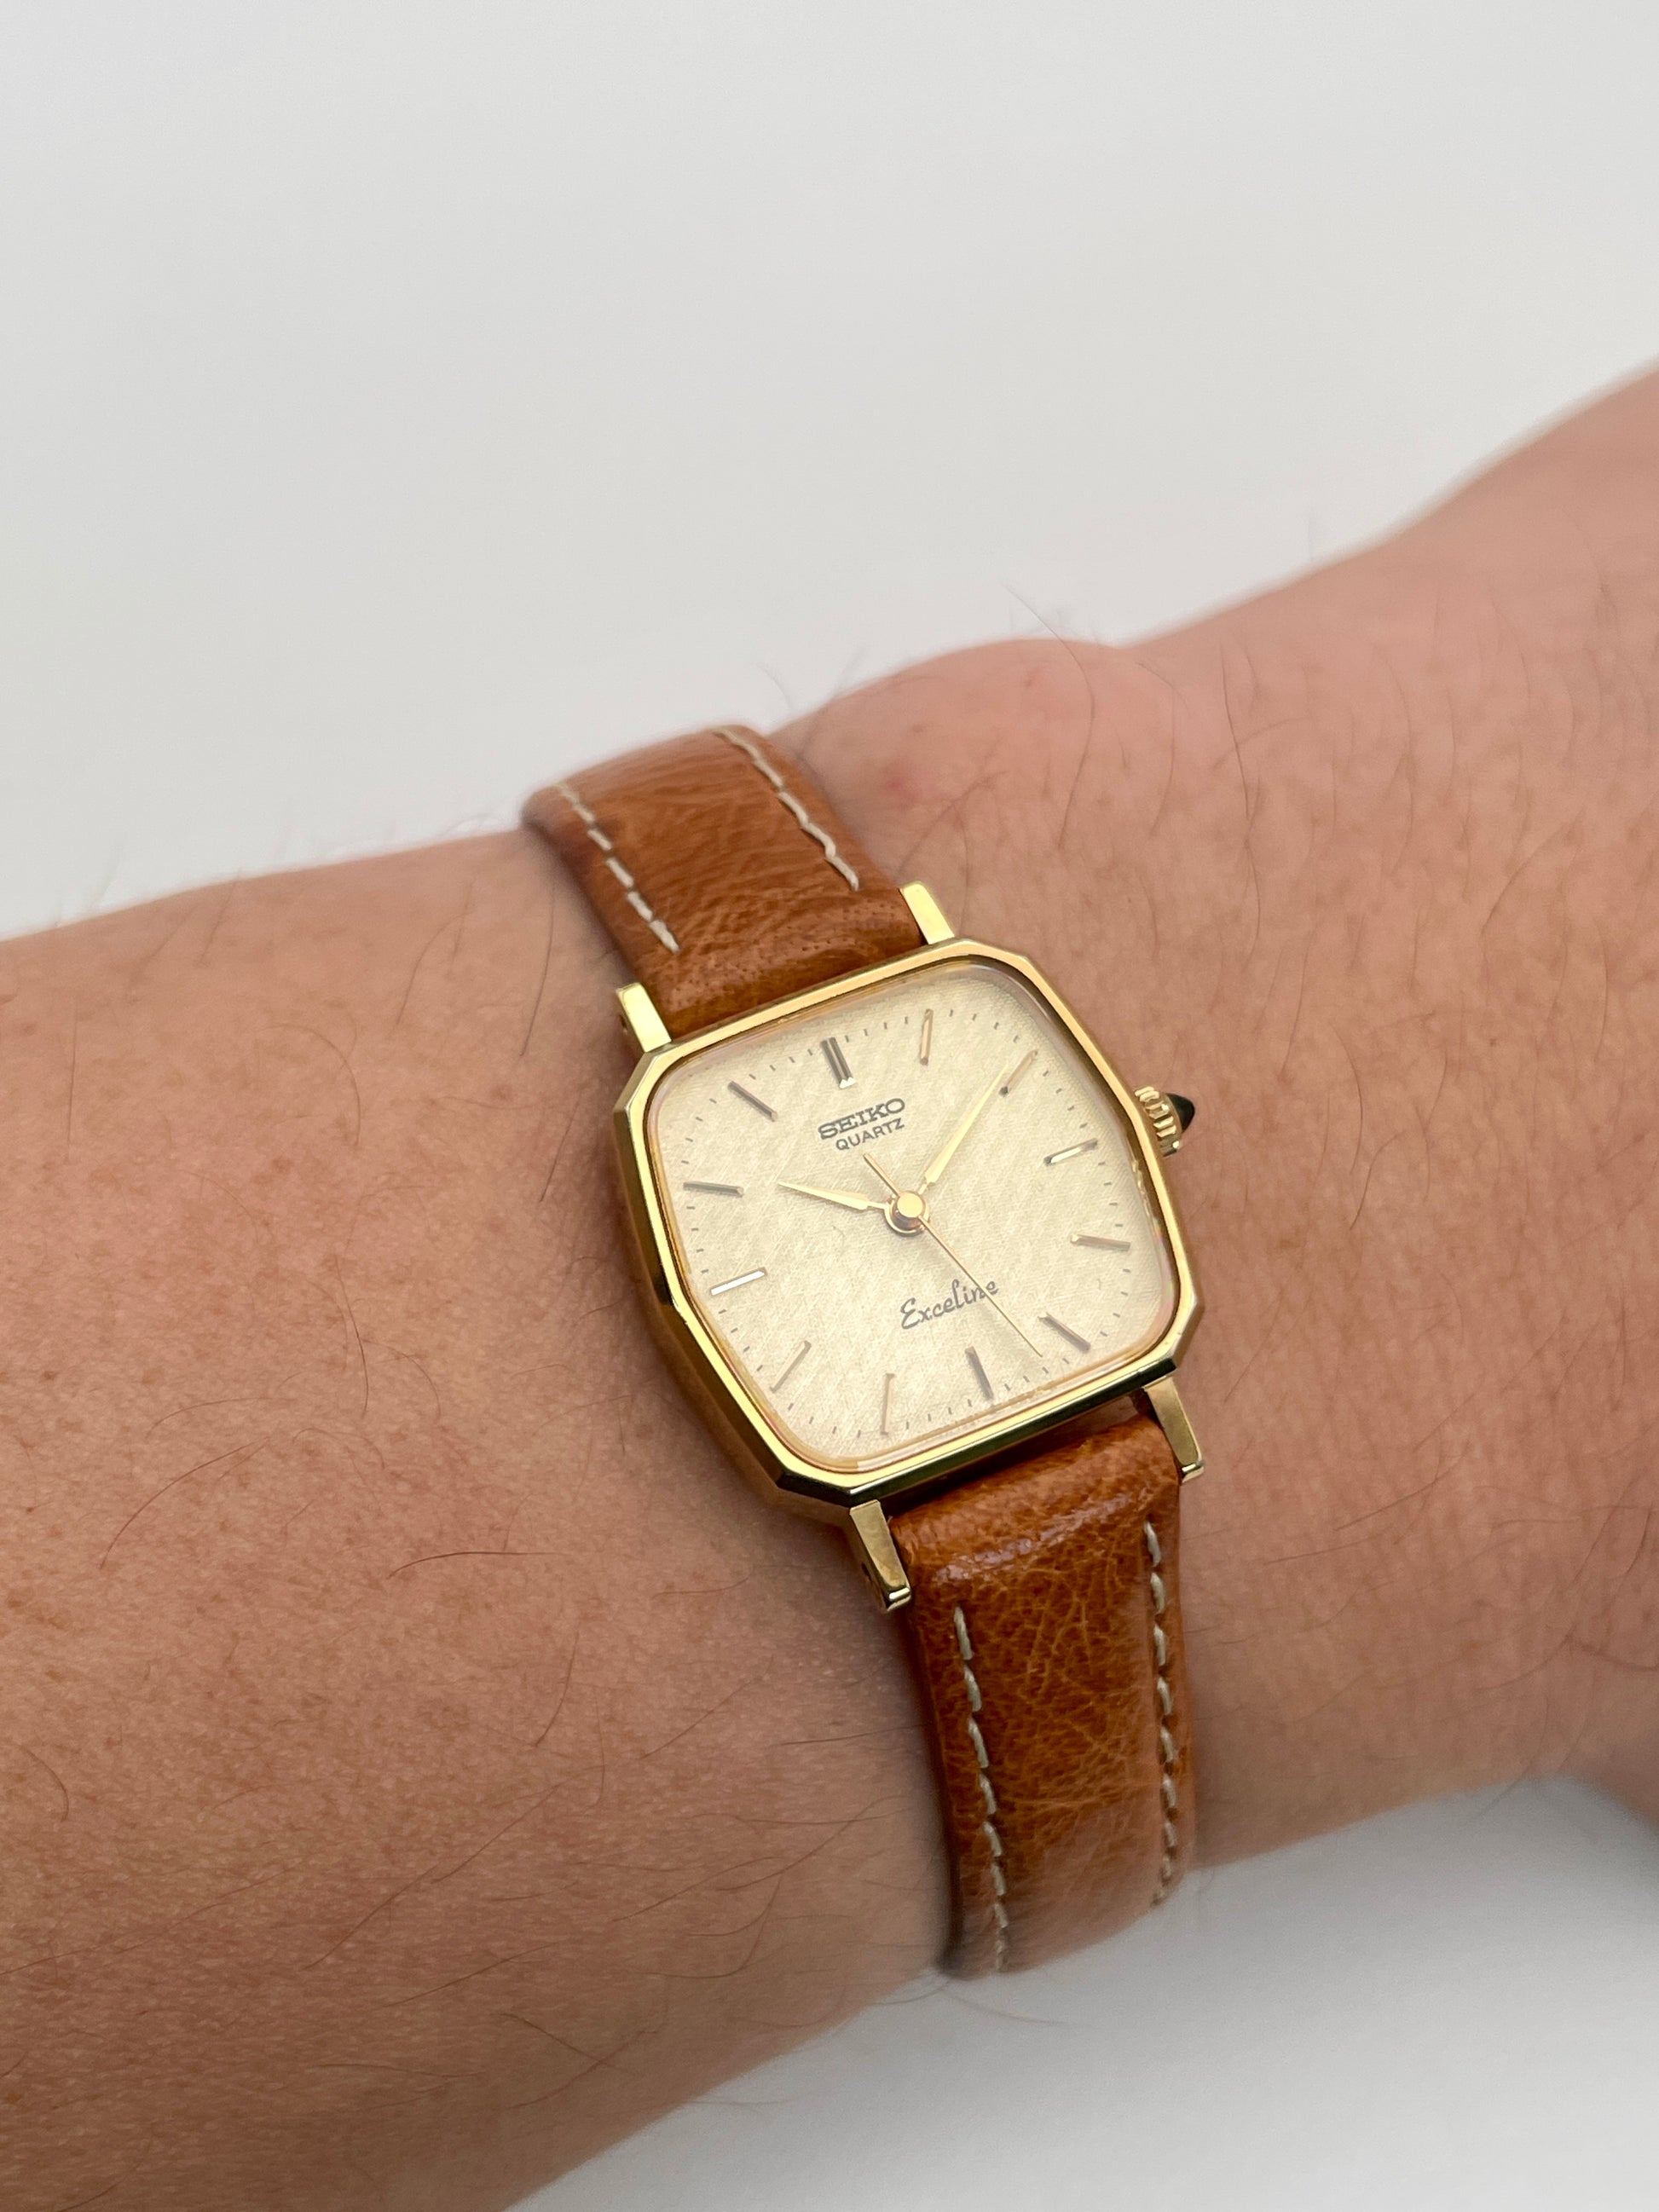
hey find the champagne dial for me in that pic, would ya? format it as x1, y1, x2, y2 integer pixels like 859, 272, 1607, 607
645, 957, 1178, 1473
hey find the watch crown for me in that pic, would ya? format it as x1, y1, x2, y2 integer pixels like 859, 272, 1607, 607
1135, 1085, 1192, 1157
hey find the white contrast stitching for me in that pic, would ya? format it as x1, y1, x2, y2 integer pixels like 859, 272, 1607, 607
952, 1603, 1009, 1971
553, 782, 680, 954
714, 726, 862, 890
1145, 1517, 1180, 1901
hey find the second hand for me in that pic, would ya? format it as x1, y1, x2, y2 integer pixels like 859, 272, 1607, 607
862, 1154, 1045, 1363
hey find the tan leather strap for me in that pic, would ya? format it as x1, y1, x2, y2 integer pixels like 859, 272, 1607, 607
526, 726, 1193, 1977
523, 725, 922, 1038
888, 1415, 1192, 1975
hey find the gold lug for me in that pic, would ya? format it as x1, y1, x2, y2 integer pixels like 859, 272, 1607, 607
900, 881, 955, 946
616, 980, 671, 1054
846, 1500, 912, 1611
1143, 1374, 1204, 1481
1135, 1085, 1183, 1157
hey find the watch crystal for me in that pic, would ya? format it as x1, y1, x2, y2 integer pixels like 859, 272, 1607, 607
645, 957, 1178, 1473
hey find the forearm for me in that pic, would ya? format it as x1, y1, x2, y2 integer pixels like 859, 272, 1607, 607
0, 827, 943, 2210
5, 373, 1659, 2210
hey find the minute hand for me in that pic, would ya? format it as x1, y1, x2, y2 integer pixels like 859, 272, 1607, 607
919, 1060, 1018, 1193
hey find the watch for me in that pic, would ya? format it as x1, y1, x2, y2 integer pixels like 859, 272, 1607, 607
524, 723, 1204, 1976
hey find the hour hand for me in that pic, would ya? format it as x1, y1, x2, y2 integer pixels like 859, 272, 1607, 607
778, 1179, 886, 1214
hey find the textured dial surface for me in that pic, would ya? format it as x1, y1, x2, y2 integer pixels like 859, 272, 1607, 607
645, 957, 1177, 1472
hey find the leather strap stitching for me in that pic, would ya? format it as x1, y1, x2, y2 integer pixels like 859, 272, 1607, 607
713, 726, 862, 890
552, 781, 682, 953
951, 1603, 1009, 1970
1145, 1518, 1180, 1900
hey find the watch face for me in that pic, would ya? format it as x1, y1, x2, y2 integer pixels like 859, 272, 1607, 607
643, 956, 1180, 1476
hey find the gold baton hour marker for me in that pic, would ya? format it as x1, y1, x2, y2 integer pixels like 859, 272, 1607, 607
919, 1009, 934, 1066
1039, 1312, 1092, 1354
728, 1082, 777, 1120
1001, 1049, 1037, 1094
821, 1037, 854, 1088
772, 1340, 811, 1389
1044, 1138, 1099, 1166
1072, 1232, 1130, 1250
709, 1267, 766, 1297
967, 1348, 994, 1402
881, 1372, 897, 1435
684, 1181, 744, 1198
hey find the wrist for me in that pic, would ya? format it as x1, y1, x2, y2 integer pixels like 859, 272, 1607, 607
783, 601, 1659, 1858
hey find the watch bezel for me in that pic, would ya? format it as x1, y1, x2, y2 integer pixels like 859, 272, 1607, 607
612, 937, 1201, 1512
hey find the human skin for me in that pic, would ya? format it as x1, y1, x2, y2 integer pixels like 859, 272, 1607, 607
3, 369, 1659, 2209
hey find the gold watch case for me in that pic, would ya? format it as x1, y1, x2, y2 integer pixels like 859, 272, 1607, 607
610, 885, 1203, 1601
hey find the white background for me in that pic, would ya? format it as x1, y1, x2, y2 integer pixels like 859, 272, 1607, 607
4, 5, 1659, 2205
